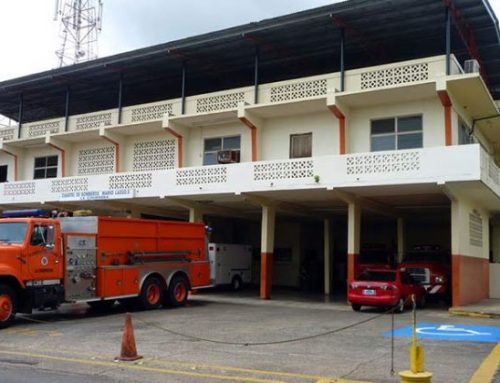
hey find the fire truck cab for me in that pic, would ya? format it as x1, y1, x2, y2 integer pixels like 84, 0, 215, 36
400, 245, 451, 301
0, 210, 210, 328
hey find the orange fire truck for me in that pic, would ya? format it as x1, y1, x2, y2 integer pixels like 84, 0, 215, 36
0, 210, 211, 328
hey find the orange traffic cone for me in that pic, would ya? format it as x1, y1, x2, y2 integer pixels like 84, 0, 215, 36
116, 313, 142, 361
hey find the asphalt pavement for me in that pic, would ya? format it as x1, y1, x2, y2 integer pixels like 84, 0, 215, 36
0, 289, 498, 383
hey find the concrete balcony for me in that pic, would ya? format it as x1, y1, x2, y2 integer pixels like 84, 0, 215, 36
0, 54, 468, 145
0, 144, 490, 208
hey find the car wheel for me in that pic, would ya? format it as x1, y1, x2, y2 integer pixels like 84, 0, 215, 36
166, 275, 189, 308
231, 276, 243, 291
0, 285, 16, 329
351, 304, 361, 312
139, 277, 163, 310
395, 298, 405, 314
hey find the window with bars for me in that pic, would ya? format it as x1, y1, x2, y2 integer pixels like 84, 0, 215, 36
33, 155, 58, 179
370, 116, 423, 152
203, 136, 241, 165
290, 133, 312, 158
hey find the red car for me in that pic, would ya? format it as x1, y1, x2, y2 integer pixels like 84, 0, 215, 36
348, 269, 426, 312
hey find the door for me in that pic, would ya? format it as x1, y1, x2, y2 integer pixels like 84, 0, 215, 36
27, 223, 61, 281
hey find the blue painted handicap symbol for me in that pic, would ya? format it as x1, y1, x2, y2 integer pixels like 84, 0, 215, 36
383, 323, 500, 343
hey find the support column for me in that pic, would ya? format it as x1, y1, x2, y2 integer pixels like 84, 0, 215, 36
260, 205, 275, 299
397, 217, 405, 264
254, 46, 260, 104
340, 28, 345, 92
451, 197, 490, 306
347, 202, 361, 284
17, 94, 23, 139
64, 86, 71, 132
117, 73, 124, 124
324, 218, 332, 295
445, 6, 451, 76
181, 62, 187, 115
189, 207, 203, 223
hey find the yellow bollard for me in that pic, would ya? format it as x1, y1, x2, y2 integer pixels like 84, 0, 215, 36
399, 294, 432, 383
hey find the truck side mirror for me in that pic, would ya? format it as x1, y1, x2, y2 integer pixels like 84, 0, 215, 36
45, 225, 55, 250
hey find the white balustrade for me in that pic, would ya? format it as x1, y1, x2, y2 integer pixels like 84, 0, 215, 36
0, 144, 486, 205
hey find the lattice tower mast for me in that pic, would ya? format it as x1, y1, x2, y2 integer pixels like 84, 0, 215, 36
54, 0, 103, 67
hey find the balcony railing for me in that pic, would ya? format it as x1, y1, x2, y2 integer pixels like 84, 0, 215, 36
0, 144, 483, 205
0, 55, 463, 142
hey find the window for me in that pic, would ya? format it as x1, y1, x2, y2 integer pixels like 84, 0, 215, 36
33, 156, 58, 179
290, 133, 312, 158
30, 225, 48, 246
458, 118, 474, 145
0, 165, 7, 183
203, 136, 240, 165
371, 116, 423, 151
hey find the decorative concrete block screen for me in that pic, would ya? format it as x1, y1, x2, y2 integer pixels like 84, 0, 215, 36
361, 63, 429, 90
51, 177, 89, 193
176, 166, 228, 186
77, 146, 115, 175
0, 128, 16, 141
270, 79, 327, 103
196, 92, 245, 113
253, 159, 314, 181
75, 112, 112, 130
133, 139, 176, 171
4, 182, 36, 196
27, 121, 61, 137
469, 210, 483, 247
109, 173, 153, 189
346, 151, 421, 175
131, 103, 173, 123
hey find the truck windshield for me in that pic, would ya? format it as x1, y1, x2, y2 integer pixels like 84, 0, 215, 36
0, 222, 28, 244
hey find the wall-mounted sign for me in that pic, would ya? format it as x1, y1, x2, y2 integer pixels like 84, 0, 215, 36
60, 189, 135, 201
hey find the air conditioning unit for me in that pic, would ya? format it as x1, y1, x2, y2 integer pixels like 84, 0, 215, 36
217, 150, 240, 164
464, 59, 480, 74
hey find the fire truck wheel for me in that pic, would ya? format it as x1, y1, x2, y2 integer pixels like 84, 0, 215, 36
231, 276, 243, 291
140, 277, 163, 310
167, 275, 189, 307
351, 304, 361, 312
0, 285, 16, 329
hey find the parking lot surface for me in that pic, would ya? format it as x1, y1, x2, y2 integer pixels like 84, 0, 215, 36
0, 290, 498, 383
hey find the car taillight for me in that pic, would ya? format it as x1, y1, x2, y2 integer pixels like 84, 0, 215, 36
381, 284, 397, 291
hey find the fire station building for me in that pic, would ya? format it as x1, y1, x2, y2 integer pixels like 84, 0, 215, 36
0, 0, 499, 307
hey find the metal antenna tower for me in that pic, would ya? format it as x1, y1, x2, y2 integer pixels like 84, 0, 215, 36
54, 0, 103, 67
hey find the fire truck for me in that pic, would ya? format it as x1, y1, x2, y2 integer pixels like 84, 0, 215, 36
0, 210, 211, 328
400, 245, 451, 302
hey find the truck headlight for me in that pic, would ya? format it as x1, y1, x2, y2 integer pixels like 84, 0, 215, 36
434, 275, 445, 283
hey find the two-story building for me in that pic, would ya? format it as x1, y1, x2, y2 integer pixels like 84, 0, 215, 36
0, 0, 499, 307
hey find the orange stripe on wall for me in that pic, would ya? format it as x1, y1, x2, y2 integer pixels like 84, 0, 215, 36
445, 105, 452, 146
165, 128, 183, 168
239, 117, 257, 161
328, 105, 346, 155
260, 252, 273, 299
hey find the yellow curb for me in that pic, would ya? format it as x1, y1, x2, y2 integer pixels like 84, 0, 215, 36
448, 309, 500, 319
469, 343, 500, 383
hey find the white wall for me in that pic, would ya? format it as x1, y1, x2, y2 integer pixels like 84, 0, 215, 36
22, 146, 61, 180
490, 263, 500, 298
260, 111, 338, 160
348, 97, 444, 153
452, 196, 490, 259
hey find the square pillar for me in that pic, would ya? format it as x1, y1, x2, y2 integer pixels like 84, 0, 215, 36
451, 198, 490, 306
324, 219, 333, 295
189, 207, 203, 223
397, 217, 405, 264
347, 202, 361, 284
260, 205, 275, 299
